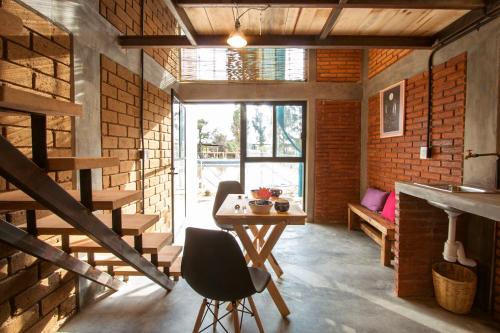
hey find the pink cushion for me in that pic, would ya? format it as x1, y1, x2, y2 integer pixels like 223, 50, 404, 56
381, 191, 396, 223
361, 188, 389, 212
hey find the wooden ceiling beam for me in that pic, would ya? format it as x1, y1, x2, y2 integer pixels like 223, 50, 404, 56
162, 0, 198, 45
319, 0, 347, 40
175, 0, 485, 10
118, 34, 435, 49
435, 1, 500, 43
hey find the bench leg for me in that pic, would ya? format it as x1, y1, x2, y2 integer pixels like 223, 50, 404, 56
381, 234, 391, 267
347, 207, 360, 231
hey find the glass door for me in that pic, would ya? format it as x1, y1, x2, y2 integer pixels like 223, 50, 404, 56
171, 90, 186, 240
241, 102, 306, 207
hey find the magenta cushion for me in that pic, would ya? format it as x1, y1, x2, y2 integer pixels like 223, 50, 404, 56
381, 191, 396, 223
361, 188, 389, 212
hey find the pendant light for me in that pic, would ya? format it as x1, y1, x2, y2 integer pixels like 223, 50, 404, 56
227, 18, 247, 48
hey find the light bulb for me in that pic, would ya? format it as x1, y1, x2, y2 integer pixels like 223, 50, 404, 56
227, 29, 247, 48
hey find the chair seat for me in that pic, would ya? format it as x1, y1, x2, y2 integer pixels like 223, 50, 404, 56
249, 267, 271, 293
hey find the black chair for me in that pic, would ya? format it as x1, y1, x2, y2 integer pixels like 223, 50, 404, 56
182, 227, 270, 333
212, 180, 244, 231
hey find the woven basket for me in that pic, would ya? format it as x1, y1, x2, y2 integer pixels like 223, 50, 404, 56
432, 262, 477, 314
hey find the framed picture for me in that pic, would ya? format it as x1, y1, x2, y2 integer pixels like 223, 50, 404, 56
380, 80, 405, 138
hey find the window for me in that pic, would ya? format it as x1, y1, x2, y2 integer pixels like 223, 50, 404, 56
181, 48, 306, 81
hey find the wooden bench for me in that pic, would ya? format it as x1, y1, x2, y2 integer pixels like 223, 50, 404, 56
347, 203, 395, 267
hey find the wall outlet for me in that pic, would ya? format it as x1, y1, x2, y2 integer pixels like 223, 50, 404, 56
420, 146, 429, 159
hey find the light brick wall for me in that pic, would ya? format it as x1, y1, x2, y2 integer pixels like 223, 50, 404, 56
368, 49, 412, 79
0, 2, 77, 332
99, 0, 179, 78
367, 53, 467, 192
316, 49, 362, 83
314, 100, 361, 223
101, 55, 172, 229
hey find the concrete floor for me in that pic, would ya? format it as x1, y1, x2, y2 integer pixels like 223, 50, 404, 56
61, 223, 500, 333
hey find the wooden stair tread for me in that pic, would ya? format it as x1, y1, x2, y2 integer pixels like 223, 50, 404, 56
47, 157, 119, 171
0, 85, 83, 116
170, 256, 182, 278
94, 246, 182, 267
0, 189, 141, 210
19, 213, 158, 236
70, 233, 172, 254
0, 9, 23, 35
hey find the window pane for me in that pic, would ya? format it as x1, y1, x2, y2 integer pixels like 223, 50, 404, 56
246, 105, 273, 157
181, 48, 306, 81
276, 105, 303, 157
245, 162, 304, 208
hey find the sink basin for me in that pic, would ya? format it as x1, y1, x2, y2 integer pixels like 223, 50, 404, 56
414, 183, 499, 194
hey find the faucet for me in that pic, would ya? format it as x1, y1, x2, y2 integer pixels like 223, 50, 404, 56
464, 150, 500, 160
464, 150, 500, 189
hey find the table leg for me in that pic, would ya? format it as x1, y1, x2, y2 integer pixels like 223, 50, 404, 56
234, 224, 290, 317
250, 225, 283, 278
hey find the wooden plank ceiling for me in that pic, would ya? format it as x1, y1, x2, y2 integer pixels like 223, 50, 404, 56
184, 7, 469, 36
118, 1, 500, 49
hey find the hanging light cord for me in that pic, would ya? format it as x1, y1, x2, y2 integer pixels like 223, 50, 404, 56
231, 2, 270, 27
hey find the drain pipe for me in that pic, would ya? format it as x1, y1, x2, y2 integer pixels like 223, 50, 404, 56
425, 5, 500, 159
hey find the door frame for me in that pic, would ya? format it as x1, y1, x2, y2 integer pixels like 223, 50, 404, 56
170, 89, 187, 241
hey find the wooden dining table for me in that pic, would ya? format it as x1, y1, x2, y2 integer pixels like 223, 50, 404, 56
216, 194, 307, 317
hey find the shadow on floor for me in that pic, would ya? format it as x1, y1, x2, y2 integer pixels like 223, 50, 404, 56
61, 224, 500, 333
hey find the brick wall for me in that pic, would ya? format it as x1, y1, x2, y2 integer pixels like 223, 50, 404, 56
316, 49, 362, 83
368, 49, 412, 79
395, 193, 449, 297
99, 0, 179, 78
101, 55, 172, 229
0, 1, 77, 332
367, 53, 467, 193
314, 100, 361, 223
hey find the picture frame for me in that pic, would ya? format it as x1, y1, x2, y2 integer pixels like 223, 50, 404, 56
380, 80, 405, 138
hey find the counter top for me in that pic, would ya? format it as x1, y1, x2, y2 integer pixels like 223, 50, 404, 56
396, 182, 500, 221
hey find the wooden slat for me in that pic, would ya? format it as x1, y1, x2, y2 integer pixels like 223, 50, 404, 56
176, 0, 485, 10
169, 256, 182, 278
348, 203, 395, 234
19, 213, 159, 236
118, 34, 435, 49
0, 8, 23, 35
70, 233, 172, 254
332, 8, 469, 37
94, 246, 182, 267
0, 85, 83, 117
0, 190, 141, 211
46, 157, 119, 171
359, 222, 382, 246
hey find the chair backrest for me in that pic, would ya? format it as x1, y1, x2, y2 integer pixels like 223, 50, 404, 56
181, 227, 256, 301
212, 181, 243, 221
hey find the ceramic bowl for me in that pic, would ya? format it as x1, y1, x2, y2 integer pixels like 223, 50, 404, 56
250, 189, 271, 200
248, 200, 273, 214
274, 199, 290, 213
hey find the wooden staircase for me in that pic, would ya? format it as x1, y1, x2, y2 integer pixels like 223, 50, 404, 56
0, 83, 182, 290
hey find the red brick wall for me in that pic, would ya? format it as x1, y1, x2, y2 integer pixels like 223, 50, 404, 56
0, 1, 77, 332
99, 0, 179, 77
101, 55, 172, 229
367, 53, 467, 193
316, 49, 362, 83
368, 49, 412, 79
395, 193, 449, 297
314, 100, 361, 223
